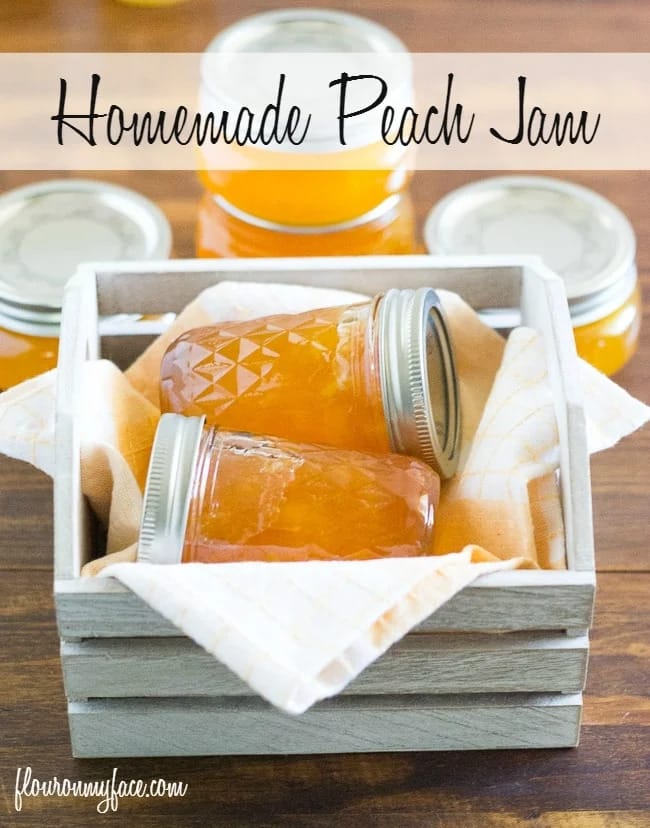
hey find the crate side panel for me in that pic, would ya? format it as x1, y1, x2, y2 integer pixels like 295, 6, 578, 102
55, 581, 595, 639
68, 693, 582, 757
61, 632, 589, 700
94, 258, 523, 317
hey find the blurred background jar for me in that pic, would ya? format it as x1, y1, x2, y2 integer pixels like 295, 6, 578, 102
196, 192, 417, 258
0, 180, 171, 390
425, 175, 642, 376
197, 9, 417, 258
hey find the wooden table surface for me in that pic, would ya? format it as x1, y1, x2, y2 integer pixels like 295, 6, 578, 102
0, 1, 648, 826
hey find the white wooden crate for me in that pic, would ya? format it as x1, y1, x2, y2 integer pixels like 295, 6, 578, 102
54, 255, 595, 758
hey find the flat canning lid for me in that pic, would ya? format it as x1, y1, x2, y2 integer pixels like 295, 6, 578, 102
0, 179, 172, 335
424, 175, 637, 327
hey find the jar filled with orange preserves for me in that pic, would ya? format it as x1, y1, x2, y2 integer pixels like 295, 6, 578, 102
160, 287, 460, 478
137, 414, 440, 564
196, 193, 417, 259
0, 179, 172, 390
425, 176, 641, 376
196, 9, 416, 256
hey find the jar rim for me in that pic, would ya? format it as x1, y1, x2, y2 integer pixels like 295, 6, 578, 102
212, 192, 404, 234
138, 413, 206, 565
377, 288, 461, 478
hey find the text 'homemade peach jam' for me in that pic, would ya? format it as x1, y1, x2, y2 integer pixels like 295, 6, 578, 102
198, 9, 413, 227
137, 414, 441, 564
161, 288, 461, 478
196, 193, 417, 258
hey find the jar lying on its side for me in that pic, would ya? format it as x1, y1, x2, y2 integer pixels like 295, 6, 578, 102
138, 414, 440, 564
160, 288, 461, 479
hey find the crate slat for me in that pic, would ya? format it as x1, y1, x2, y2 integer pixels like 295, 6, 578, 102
55, 572, 595, 639
68, 693, 583, 757
61, 631, 588, 700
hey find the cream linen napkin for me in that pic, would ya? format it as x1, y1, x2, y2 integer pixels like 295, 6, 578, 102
0, 281, 648, 714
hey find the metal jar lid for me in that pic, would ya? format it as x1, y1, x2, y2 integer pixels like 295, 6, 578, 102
138, 413, 206, 565
377, 288, 461, 479
424, 175, 637, 327
201, 9, 411, 152
0, 179, 172, 337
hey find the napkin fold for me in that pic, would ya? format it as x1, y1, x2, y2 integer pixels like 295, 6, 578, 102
0, 280, 648, 714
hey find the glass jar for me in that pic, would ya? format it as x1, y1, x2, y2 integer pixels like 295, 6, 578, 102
0, 310, 58, 391
196, 193, 417, 258
424, 175, 641, 376
138, 414, 440, 564
198, 9, 413, 227
160, 288, 461, 478
0, 179, 172, 389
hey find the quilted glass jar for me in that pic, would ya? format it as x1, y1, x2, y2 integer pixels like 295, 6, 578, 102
137, 413, 441, 563
160, 288, 461, 478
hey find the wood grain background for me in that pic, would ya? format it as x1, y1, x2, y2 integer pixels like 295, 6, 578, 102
0, 1, 648, 825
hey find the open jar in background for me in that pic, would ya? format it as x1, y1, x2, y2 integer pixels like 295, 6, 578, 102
0, 180, 171, 390
160, 287, 461, 479
138, 414, 441, 564
197, 9, 415, 255
425, 175, 641, 376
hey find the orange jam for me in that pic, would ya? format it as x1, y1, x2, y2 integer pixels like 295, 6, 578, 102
138, 415, 440, 564
196, 193, 417, 258
572, 282, 642, 376
161, 301, 391, 454
160, 289, 461, 477
0, 325, 58, 390
197, 148, 411, 228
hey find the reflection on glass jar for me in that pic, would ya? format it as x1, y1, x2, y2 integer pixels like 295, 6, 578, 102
138, 413, 441, 564
196, 193, 417, 258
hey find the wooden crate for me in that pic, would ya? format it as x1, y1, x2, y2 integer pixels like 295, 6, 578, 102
54, 255, 595, 758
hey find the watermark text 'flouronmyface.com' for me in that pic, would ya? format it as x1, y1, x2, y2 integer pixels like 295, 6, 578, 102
14, 766, 188, 814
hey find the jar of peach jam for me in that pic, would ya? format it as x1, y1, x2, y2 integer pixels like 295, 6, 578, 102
196, 193, 417, 258
160, 288, 461, 478
0, 180, 171, 390
425, 176, 641, 376
198, 9, 413, 228
137, 413, 440, 564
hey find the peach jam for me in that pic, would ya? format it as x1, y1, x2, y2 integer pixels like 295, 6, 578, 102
137, 414, 440, 564
0, 312, 59, 391
196, 193, 418, 258
160, 288, 461, 478
425, 175, 641, 375
198, 10, 413, 227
